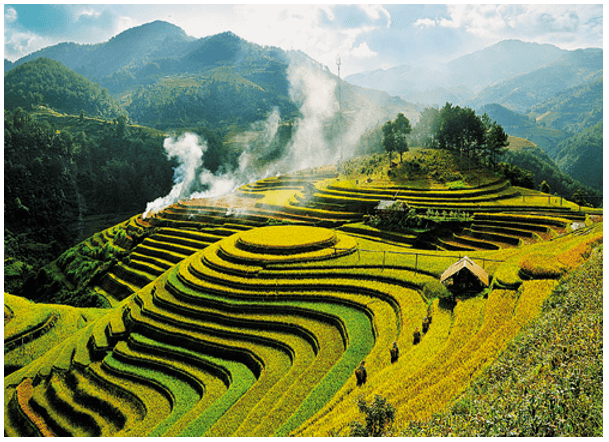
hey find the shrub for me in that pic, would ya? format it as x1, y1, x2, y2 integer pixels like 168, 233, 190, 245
422, 280, 451, 301
348, 395, 396, 437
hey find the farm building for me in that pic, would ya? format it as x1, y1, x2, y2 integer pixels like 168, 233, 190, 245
440, 256, 489, 293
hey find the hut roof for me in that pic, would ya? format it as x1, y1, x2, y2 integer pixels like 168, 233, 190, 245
375, 200, 407, 211
440, 256, 489, 286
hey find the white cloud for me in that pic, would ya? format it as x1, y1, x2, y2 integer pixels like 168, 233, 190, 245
439, 4, 603, 49
414, 18, 436, 28
5, 6, 17, 23
78, 8, 101, 19
351, 41, 377, 59
4, 30, 49, 60
358, 5, 391, 28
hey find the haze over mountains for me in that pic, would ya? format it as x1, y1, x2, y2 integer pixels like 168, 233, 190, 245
4, 21, 602, 193
345, 39, 602, 110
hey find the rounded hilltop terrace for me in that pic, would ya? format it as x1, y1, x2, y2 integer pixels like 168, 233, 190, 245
238, 225, 336, 252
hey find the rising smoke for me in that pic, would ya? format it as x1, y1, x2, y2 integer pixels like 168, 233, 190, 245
143, 133, 206, 218
142, 54, 388, 218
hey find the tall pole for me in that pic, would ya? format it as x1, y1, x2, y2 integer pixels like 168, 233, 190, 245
336, 55, 342, 161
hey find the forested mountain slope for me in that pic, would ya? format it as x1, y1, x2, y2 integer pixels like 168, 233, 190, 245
4, 58, 123, 120
6, 21, 414, 132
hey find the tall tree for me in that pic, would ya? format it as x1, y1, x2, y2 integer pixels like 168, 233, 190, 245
382, 120, 396, 166
484, 119, 509, 169
393, 113, 412, 163
382, 113, 412, 166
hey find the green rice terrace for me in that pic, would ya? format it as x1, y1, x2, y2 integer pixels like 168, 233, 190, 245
4, 149, 603, 436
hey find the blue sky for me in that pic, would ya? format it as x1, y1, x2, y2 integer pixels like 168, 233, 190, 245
4, 3, 604, 76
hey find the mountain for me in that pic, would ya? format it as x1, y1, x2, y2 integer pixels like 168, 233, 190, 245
527, 78, 603, 133
345, 39, 601, 113
7, 21, 414, 132
345, 40, 570, 104
444, 39, 566, 91
480, 103, 566, 154
480, 75, 603, 193
502, 137, 599, 199
11, 21, 196, 84
4, 57, 123, 119
471, 48, 602, 112
553, 121, 603, 191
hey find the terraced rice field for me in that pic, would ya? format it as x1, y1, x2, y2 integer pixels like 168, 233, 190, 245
4, 165, 602, 436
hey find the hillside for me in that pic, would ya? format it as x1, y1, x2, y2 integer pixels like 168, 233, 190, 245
3, 107, 176, 279
4, 58, 123, 120
502, 137, 599, 202
4, 151, 602, 436
553, 122, 603, 191
528, 78, 603, 134
482, 96, 603, 193
4, 294, 106, 376
399, 247, 603, 436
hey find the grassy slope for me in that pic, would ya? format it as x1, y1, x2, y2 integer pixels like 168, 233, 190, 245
396, 246, 603, 437
339, 149, 500, 190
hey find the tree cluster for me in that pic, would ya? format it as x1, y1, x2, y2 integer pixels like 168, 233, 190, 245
412, 103, 509, 170
382, 113, 412, 165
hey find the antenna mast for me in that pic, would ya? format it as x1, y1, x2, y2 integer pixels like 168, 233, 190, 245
336, 54, 341, 108
336, 55, 342, 161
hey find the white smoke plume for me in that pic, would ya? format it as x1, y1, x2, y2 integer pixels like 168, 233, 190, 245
142, 55, 392, 218
143, 133, 206, 218
284, 61, 339, 171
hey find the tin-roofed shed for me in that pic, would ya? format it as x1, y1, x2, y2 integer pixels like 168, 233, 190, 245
440, 256, 489, 293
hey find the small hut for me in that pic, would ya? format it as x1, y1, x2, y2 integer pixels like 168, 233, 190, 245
375, 200, 404, 212
440, 256, 489, 293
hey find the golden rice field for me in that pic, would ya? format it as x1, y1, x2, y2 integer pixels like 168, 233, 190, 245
4, 161, 602, 436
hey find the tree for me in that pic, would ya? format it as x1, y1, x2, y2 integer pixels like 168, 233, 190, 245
382, 120, 396, 166
349, 395, 396, 437
411, 107, 440, 148
434, 103, 486, 159
540, 180, 550, 194
382, 113, 412, 166
483, 117, 509, 169
393, 113, 412, 162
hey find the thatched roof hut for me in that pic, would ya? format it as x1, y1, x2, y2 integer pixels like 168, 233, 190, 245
440, 256, 489, 292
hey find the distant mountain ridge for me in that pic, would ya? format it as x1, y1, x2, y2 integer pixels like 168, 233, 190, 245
345, 39, 602, 112
470, 48, 602, 112
10, 21, 196, 82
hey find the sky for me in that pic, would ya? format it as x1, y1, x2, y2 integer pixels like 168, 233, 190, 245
3, 3, 604, 77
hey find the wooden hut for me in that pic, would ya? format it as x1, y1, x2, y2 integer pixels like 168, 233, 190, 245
440, 256, 489, 293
